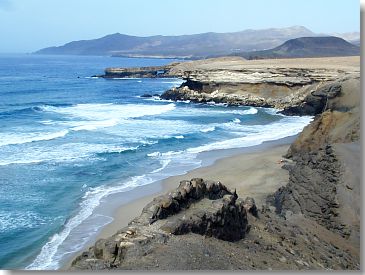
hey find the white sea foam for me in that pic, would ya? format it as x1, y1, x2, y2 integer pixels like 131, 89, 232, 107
174, 135, 184, 139
26, 175, 149, 270
169, 106, 257, 118
150, 159, 171, 173
108, 77, 143, 80
0, 143, 137, 166
200, 126, 216, 133
145, 97, 174, 103
187, 116, 313, 154
0, 130, 69, 147
206, 101, 228, 107
39, 103, 176, 121
0, 210, 54, 233
149, 116, 313, 161
101, 118, 200, 141
69, 120, 119, 131
262, 107, 285, 116
34, 103, 177, 134
177, 100, 191, 104
26, 155, 177, 270
40, 120, 54, 125
231, 107, 258, 115
161, 80, 184, 85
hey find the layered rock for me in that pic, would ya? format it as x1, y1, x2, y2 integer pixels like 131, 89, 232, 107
159, 56, 359, 115
267, 77, 360, 247
71, 179, 251, 270
97, 56, 359, 116
98, 63, 181, 78
286, 77, 360, 157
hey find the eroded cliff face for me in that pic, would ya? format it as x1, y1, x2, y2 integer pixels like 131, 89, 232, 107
159, 57, 359, 115
286, 78, 360, 157
267, 77, 360, 251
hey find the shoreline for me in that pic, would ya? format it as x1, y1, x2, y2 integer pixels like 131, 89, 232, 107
61, 134, 296, 270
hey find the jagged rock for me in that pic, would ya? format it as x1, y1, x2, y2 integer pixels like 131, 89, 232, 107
102, 64, 179, 78
243, 197, 258, 217
160, 194, 247, 241
71, 179, 249, 270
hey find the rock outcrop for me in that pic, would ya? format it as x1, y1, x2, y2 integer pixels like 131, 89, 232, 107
98, 63, 180, 78
266, 77, 360, 254
71, 179, 251, 270
285, 77, 360, 157
159, 56, 359, 115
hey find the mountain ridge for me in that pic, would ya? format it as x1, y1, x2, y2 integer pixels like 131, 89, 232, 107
35, 26, 317, 58
237, 36, 360, 59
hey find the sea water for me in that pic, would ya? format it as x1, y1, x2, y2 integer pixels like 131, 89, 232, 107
0, 54, 312, 269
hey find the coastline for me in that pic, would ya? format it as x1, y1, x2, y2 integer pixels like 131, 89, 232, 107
61, 56, 359, 270
61, 135, 295, 269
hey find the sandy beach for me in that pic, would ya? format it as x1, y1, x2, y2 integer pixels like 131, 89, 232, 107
101, 143, 290, 234
62, 138, 292, 269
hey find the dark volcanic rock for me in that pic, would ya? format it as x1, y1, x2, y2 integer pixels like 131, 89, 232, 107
280, 82, 342, 116
267, 145, 343, 233
71, 179, 250, 270
267, 79, 360, 239
160, 194, 248, 241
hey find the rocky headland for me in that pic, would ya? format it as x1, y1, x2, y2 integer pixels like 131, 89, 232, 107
100, 56, 359, 116
71, 56, 360, 270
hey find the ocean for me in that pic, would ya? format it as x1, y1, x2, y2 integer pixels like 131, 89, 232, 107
0, 54, 312, 269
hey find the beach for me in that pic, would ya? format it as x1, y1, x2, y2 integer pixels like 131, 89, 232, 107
62, 136, 293, 269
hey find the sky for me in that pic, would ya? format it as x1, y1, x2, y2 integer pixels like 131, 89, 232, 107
0, 0, 360, 53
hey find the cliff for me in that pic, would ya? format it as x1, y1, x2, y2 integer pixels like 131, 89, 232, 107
267, 77, 360, 246
160, 56, 360, 115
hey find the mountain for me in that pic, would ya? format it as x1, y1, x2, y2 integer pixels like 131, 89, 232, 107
331, 32, 360, 46
35, 26, 316, 58
237, 36, 360, 59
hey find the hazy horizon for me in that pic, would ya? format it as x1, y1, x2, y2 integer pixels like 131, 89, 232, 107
0, 0, 360, 53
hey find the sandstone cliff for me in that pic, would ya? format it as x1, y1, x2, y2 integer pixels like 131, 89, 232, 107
160, 56, 359, 115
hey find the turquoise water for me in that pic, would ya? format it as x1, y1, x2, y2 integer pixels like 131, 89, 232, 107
0, 54, 312, 269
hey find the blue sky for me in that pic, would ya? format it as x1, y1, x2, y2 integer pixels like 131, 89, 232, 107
0, 0, 360, 53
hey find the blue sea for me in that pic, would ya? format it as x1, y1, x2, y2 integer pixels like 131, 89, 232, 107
0, 54, 312, 270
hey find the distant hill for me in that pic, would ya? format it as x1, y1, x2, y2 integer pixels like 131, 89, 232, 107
331, 32, 360, 46
238, 37, 360, 59
35, 26, 316, 58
